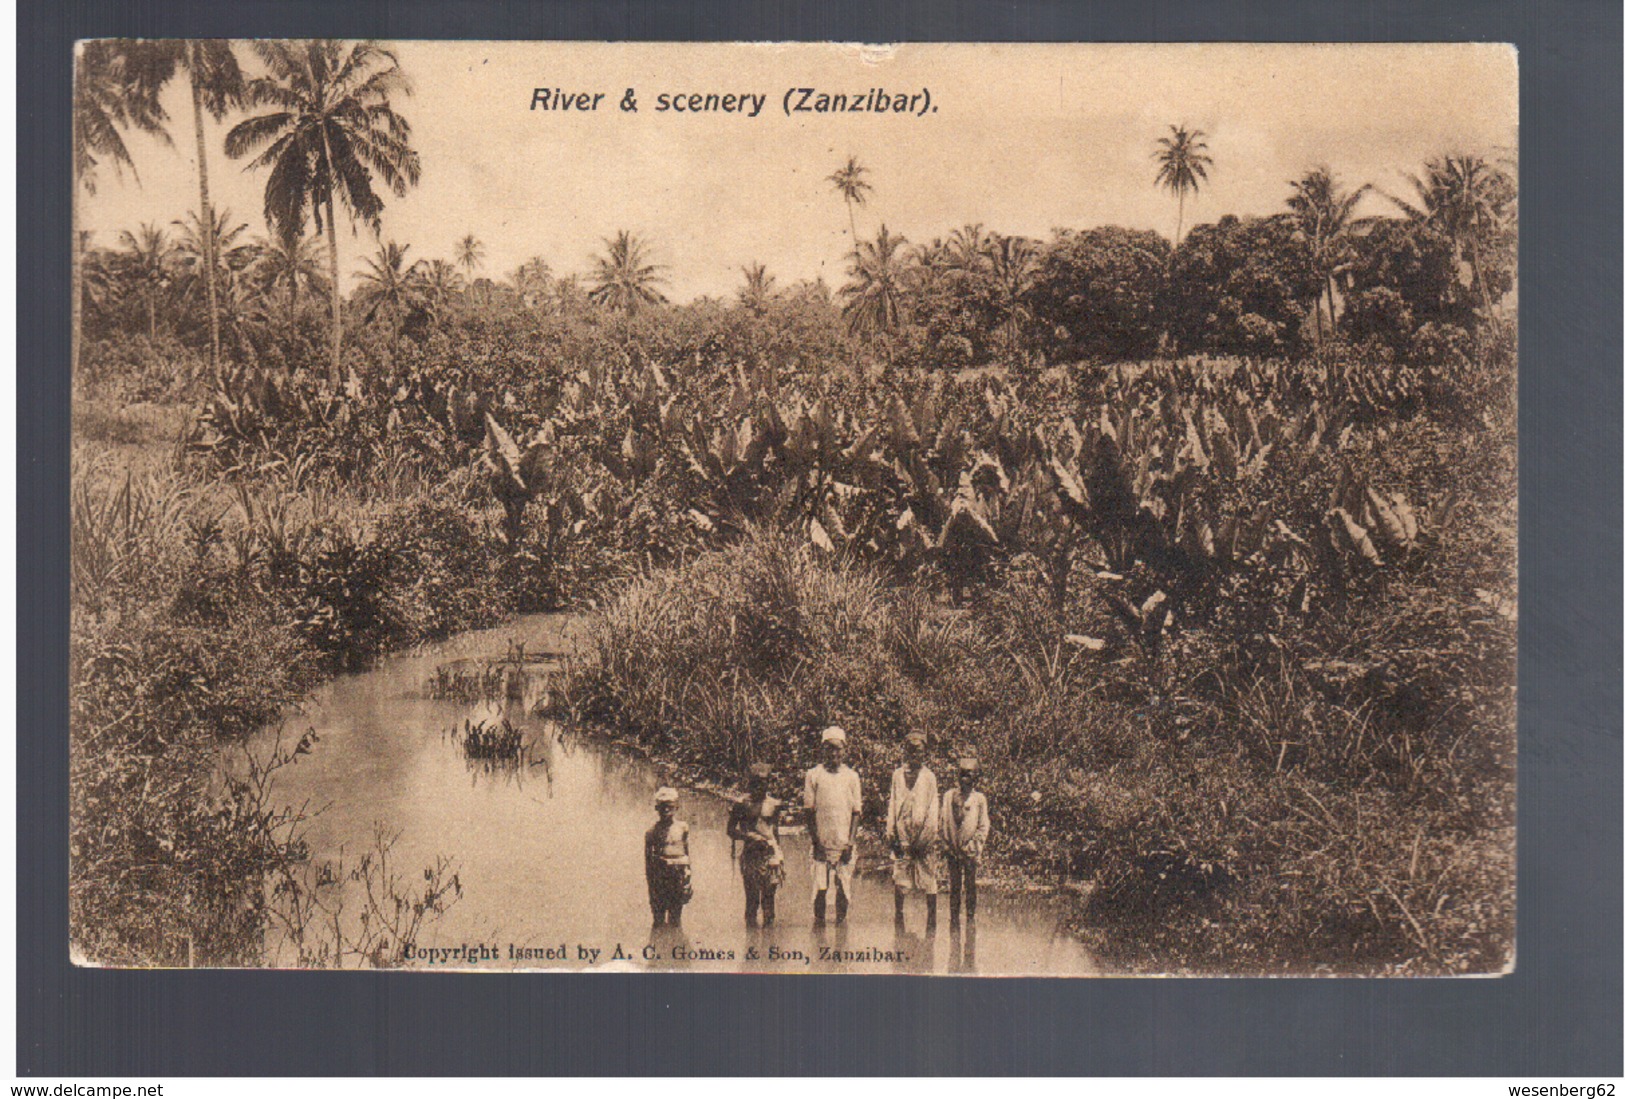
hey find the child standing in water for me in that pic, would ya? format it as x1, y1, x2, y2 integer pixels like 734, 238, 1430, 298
941, 757, 990, 928
645, 787, 692, 926
727, 762, 785, 927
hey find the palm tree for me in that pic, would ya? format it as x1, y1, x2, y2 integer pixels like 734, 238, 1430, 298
946, 223, 992, 273
74, 42, 170, 188
1153, 124, 1213, 246
78, 239, 119, 329
737, 263, 777, 313
116, 223, 177, 341
455, 234, 485, 278
73, 41, 170, 377
225, 40, 422, 385
908, 236, 953, 295
552, 273, 588, 314
420, 259, 465, 320
587, 231, 669, 316
1286, 167, 1372, 341
455, 233, 485, 305
177, 43, 245, 379
173, 208, 253, 320
176, 207, 253, 269
1387, 153, 1517, 338
136, 42, 247, 382
250, 225, 327, 328
352, 240, 425, 335
827, 155, 873, 244
985, 232, 1039, 356
838, 224, 911, 340
508, 256, 551, 309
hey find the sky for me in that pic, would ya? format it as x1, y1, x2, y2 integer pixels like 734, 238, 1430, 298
79, 42, 1518, 302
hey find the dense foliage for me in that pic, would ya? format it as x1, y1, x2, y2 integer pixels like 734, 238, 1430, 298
72, 41, 1516, 970
1028, 226, 1171, 362
1163, 215, 1319, 358
70, 427, 512, 964
519, 335, 1511, 973
73, 220, 1517, 968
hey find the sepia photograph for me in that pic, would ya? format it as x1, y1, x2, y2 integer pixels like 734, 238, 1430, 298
68, 40, 1518, 976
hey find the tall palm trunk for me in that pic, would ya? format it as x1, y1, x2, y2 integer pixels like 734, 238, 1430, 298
1311, 261, 1325, 345
189, 63, 222, 386
1175, 190, 1185, 248
318, 126, 343, 387
846, 200, 857, 244
323, 194, 341, 387
1467, 236, 1502, 345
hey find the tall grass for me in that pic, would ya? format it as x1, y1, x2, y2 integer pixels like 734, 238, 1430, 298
71, 451, 196, 611
70, 427, 514, 965
567, 528, 898, 774
565, 495, 1513, 974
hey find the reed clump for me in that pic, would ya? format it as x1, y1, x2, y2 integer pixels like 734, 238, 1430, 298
452, 717, 526, 762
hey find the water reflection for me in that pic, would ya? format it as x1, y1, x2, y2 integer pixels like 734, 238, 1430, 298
948, 924, 979, 974
648, 923, 691, 967
891, 928, 937, 974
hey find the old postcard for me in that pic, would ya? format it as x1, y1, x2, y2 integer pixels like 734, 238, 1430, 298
70, 41, 1517, 975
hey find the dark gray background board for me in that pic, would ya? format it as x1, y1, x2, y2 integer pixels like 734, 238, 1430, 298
19, 0, 1622, 1076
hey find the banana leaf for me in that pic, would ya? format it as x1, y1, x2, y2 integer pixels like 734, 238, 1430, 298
1327, 507, 1383, 567
1209, 421, 1239, 480
809, 517, 835, 553
889, 393, 922, 452
1362, 486, 1410, 550
1049, 457, 1091, 515
942, 494, 1000, 549
482, 413, 527, 498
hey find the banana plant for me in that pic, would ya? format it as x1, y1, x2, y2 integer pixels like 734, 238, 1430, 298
600, 425, 662, 487
998, 457, 1088, 611
481, 413, 554, 547
680, 409, 773, 521
1320, 460, 1423, 572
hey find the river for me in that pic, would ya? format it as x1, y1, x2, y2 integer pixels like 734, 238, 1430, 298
260, 613, 1097, 975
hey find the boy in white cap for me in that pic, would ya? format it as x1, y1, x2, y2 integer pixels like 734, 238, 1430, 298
941, 757, 990, 927
644, 787, 692, 927
886, 731, 940, 933
802, 726, 862, 926
727, 762, 785, 927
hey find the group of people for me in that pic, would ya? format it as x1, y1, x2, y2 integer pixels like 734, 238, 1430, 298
643, 725, 992, 933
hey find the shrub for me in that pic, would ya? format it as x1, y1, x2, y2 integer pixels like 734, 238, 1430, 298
1029, 226, 1170, 362
79, 334, 208, 404
1410, 321, 1474, 367
70, 452, 510, 964
1164, 215, 1319, 357
70, 595, 322, 965
1339, 285, 1415, 356
377, 476, 511, 640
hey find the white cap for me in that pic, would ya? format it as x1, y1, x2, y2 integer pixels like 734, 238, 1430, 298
653, 787, 679, 804
820, 726, 848, 744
